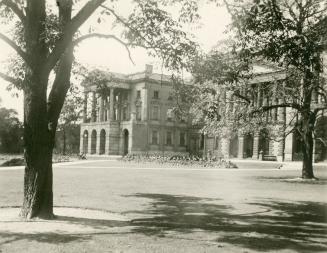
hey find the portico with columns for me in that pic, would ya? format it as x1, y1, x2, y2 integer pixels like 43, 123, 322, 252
202, 66, 299, 161
80, 65, 197, 156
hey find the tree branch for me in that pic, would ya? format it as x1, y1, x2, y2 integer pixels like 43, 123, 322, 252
44, 0, 106, 75
100, 4, 164, 55
0, 0, 26, 22
313, 104, 327, 115
0, 71, 20, 86
0, 33, 28, 63
250, 103, 301, 116
73, 33, 135, 65
281, 0, 299, 23
233, 91, 251, 104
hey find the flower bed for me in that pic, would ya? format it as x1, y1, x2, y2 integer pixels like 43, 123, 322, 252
120, 154, 238, 169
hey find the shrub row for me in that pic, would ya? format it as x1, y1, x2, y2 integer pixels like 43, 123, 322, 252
120, 154, 238, 168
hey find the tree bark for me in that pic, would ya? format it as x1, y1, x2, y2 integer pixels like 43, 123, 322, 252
20, 84, 55, 219
300, 71, 316, 179
14, 0, 104, 219
300, 110, 316, 179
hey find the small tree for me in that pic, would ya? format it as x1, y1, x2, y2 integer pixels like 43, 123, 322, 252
0, 104, 23, 153
56, 85, 83, 155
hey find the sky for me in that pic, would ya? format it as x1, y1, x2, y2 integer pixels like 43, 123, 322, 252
0, 1, 231, 120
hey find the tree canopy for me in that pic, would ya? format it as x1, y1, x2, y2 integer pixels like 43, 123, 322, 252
178, 0, 327, 178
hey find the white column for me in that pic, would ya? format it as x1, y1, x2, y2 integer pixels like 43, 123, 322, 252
252, 132, 260, 159
79, 133, 83, 154
284, 133, 293, 161
96, 132, 101, 154
110, 89, 115, 120
83, 92, 88, 123
91, 92, 96, 122
88, 134, 92, 154
221, 137, 230, 159
99, 97, 104, 122
142, 87, 148, 121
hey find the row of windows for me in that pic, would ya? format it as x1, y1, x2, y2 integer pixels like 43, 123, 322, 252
136, 90, 173, 101
95, 105, 178, 122
150, 106, 184, 121
151, 131, 186, 146
92, 105, 182, 122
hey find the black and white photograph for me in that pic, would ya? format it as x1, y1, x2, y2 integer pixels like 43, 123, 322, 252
0, 0, 326, 252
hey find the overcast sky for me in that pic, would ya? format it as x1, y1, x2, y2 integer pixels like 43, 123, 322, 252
0, 2, 231, 119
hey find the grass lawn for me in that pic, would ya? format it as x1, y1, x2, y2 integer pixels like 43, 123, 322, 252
0, 160, 326, 252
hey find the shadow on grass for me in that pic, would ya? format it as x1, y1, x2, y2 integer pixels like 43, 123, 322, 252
125, 193, 327, 252
256, 176, 327, 184
0, 195, 326, 252
0, 215, 131, 246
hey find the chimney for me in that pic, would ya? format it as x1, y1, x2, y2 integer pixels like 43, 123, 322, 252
145, 64, 153, 74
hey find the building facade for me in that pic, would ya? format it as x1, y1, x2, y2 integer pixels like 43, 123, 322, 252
80, 65, 201, 156
80, 64, 327, 162
203, 63, 327, 162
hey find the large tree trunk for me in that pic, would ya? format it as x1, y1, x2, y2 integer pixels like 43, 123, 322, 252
300, 89, 316, 179
301, 126, 315, 179
20, 85, 55, 219
298, 68, 319, 179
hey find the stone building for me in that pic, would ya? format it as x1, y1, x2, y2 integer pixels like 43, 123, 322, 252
79, 65, 201, 156
80, 64, 326, 162
203, 63, 327, 162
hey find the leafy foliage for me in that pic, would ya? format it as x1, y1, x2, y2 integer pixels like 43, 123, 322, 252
184, 0, 327, 177
0, 104, 23, 153
120, 0, 199, 71
58, 85, 83, 129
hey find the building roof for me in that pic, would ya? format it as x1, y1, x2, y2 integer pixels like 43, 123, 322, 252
82, 65, 173, 90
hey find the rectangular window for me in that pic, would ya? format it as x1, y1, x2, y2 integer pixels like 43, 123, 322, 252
153, 90, 159, 99
166, 131, 172, 145
152, 130, 158, 145
200, 134, 204, 149
136, 90, 141, 99
122, 107, 128, 120
166, 108, 173, 121
215, 137, 219, 149
180, 132, 186, 146
114, 108, 118, 121
136, 105, 142, 121
151, 106, 159, 120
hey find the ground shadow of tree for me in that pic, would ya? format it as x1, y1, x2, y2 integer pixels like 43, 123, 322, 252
0, 215, 130, 246
0, 195, 326, 252
125, 193, 327, 252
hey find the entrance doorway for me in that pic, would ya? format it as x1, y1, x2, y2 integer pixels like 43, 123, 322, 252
259, 129, 270, 156
91, 130, 97, 154
229, 134, 238, 158
244, 133, 254, 158
123, 129, 129, 155
83, 130, 88, 154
